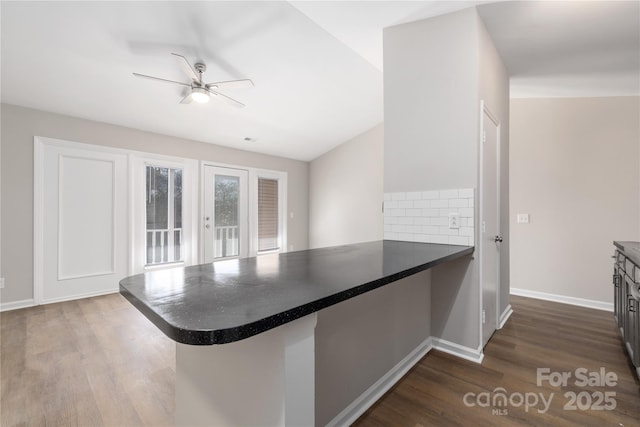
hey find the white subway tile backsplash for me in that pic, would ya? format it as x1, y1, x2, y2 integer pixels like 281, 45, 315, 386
431, 217, 448, 226
414, 217, 430, 225
439, 226, 457, 236
439, 189, 459, 199
430, 199, 448, 209
422, 225, 439, 235
459, 227, 474, 236
449, 199, 468, 208
460, 207, 474, 217
422, 190, 439, 200
384, 188, 475, 247
458, 188, 474, 198
392, 225, 410, 233
384, 216, 398, 224
410, 225, 423, 233
449, 236, 470, 246
387, 208, 406, 217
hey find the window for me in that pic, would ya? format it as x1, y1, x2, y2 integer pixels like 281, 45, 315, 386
257, 177, 280, 252
146, 165, 183, 265
214, 174, 240, 258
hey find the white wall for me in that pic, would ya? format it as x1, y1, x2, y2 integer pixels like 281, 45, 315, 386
309, 124, 383, 248
510, 96, 640, 305
315, 271, 430, 426
383, 8, 478, 192
0, 104, 309, 305
384, 7, 510, 351
478, 13, 511, 318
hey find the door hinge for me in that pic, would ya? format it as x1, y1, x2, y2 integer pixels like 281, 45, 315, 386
482, 130, 486, 143
482, 309, 486, 324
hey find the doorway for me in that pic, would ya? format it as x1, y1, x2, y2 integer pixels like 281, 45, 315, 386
480, 102, 501, 347
202, 165, 249, 263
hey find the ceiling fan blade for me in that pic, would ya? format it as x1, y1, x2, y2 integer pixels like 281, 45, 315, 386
206, 89, 245, 108
171, 53, 199, 83
180, 94, 193, 104
133, 73, 190, 87
206, 79, 254, 90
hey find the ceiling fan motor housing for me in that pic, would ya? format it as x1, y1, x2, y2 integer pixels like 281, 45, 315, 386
195, 63, 207, 74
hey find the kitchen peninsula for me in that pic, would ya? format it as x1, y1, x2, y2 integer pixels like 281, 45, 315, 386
120, 240, 473, 426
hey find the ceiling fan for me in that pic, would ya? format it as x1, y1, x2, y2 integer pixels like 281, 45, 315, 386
133, 53, 254, 108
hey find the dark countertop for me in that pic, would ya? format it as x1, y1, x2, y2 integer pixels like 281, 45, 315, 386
120, 240, 474, 345
614, 241, 640, 268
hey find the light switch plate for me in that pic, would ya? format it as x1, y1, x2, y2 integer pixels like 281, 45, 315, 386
448, 213, 460, 229
517, 213, 530, 224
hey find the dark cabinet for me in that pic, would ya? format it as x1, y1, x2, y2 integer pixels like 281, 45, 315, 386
613, 242, 640, 380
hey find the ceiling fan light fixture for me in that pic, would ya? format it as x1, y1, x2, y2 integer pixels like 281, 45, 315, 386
191, 87, 209, 103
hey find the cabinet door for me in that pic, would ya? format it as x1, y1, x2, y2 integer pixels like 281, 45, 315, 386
614, 266, 623, 328
630, 282, 640, 367
624, 276, 636, 362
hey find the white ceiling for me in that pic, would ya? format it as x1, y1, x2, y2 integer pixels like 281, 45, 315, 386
477, 0, 640, 98
2, 1, 638, 161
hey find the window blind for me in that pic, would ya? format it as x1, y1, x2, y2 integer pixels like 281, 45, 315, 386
258, 178, 279, 251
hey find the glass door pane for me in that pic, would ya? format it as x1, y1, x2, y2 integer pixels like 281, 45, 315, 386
203, 166, 248, 263
214, 175, 240, 258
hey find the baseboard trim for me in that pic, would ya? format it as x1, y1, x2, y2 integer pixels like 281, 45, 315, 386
511, 288, 613, 312
431, 337, 484, 364
40, 288, 118, 306
499, 304, 513, 329
326, 337, 433, 427
0, 298, 35, 312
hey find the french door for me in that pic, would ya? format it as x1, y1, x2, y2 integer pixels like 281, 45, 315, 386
202, 165, 249, 262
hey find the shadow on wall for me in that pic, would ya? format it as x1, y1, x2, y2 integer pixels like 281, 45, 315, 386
430, 256, 476, 340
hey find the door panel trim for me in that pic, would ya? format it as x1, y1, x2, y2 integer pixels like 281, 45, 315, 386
57, 154, 116, 280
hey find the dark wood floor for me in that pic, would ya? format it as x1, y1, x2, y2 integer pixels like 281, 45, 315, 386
354, 295, 640, 427
1, 294, 638, 426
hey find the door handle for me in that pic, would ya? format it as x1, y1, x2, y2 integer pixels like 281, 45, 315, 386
494, 235, 503, 243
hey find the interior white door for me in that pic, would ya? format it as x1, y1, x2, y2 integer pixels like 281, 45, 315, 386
202, 165, 249, 263
481, 105, 500, 347
39, 139, 128, 304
